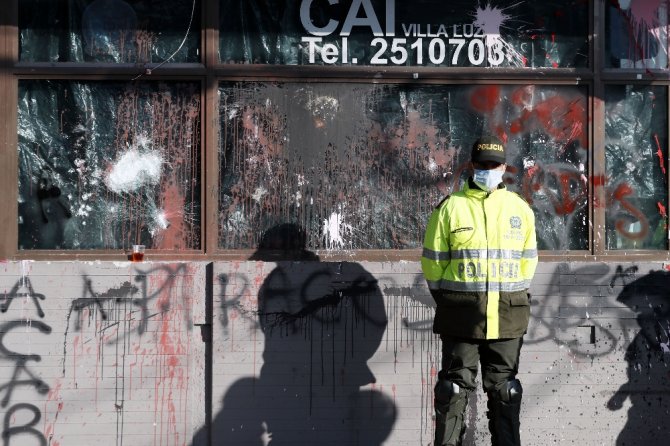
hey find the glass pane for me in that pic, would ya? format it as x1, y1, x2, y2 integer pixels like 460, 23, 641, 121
18, 80, 201, 250
19, 0, 200, 63
606, 0, 668, 69
218, 82, 588, 251
605, 85, 669, 250
219, 0, 588, 68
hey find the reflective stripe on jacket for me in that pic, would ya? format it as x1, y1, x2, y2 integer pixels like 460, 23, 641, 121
421, 179, 538, 340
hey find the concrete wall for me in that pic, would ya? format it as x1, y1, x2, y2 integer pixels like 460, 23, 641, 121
0, 260, 668, 445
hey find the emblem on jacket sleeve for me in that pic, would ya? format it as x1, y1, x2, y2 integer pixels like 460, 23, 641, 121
510, 216, 522, 229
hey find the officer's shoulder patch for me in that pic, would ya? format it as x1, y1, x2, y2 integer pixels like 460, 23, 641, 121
435, 194, 451, 209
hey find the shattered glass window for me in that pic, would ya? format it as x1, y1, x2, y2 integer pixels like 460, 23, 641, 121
605, 85, 669, 250
219, 0, 588, 68
19, 0, 200, 63
218, 82, 588, 251
18, 81, 201, 250
606, 0, 669, 69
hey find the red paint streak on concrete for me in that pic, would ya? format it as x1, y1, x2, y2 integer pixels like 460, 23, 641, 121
72, 335, 79, 382
470, 86, 501, 113
43, 380, 63, 442
657, 202, 667, 219
149, 268, 192, 446
128, 344, 142, 400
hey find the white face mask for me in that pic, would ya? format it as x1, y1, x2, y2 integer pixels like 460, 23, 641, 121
473, 169, 505, 190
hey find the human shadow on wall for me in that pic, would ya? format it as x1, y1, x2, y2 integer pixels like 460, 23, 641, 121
607, 269, 670, 445
193, 223, 397, 445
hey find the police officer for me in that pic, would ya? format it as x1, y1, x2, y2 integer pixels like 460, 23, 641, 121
421, 135, 538, 446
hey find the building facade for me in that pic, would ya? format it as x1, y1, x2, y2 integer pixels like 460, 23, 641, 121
0, 1, 669, 445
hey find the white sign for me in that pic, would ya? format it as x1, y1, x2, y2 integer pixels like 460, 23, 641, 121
299, 0, 510, 66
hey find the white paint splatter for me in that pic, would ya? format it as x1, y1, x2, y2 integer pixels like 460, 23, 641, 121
322, 208, 353, 250
428, 158, 438, 173
306, 95, 340, 121
149, 209, 171, 236
472, 3, 525, 67
522, 156, 536, 169
659, 321, 670, 353
105, 149, 163, 193
135, 133, 152, 149
252, 187, 268, 203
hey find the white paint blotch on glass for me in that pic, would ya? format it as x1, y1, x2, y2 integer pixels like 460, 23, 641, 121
105, 148, 163, 193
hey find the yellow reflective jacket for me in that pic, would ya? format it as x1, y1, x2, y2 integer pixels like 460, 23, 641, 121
421, 179, 538, 340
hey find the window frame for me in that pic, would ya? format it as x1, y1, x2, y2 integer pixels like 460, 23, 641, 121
1, 0, 669, 262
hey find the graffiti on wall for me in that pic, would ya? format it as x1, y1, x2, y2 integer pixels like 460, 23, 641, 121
210, 258, 670, 444
203, 228, 406, 445
0, 263, 196, 446
0, 272, 51, 446
0, 260, 668, 444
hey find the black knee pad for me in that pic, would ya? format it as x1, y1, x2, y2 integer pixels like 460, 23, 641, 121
434, 379, 467, 445
435, 379, 459, 403
491, 378, 522, 405
434, 378, 467, 414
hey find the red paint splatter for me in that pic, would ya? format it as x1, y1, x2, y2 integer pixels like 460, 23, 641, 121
469, 85, 501, 113
592, 175, 607, 188
612, 183, 649, 240
657, 201, 667, 219
630, 0, 663, 28
653, 134, 667, 175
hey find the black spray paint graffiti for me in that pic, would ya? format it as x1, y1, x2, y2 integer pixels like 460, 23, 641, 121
201, 257, 397, 446
0, 265, 194, 445
0, 277, 51, 446
488, 263, 655, 358
67, 277, 139, 331
216, 266, 441, 444
0, 277, 46, 319
62, 264, 191, 374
